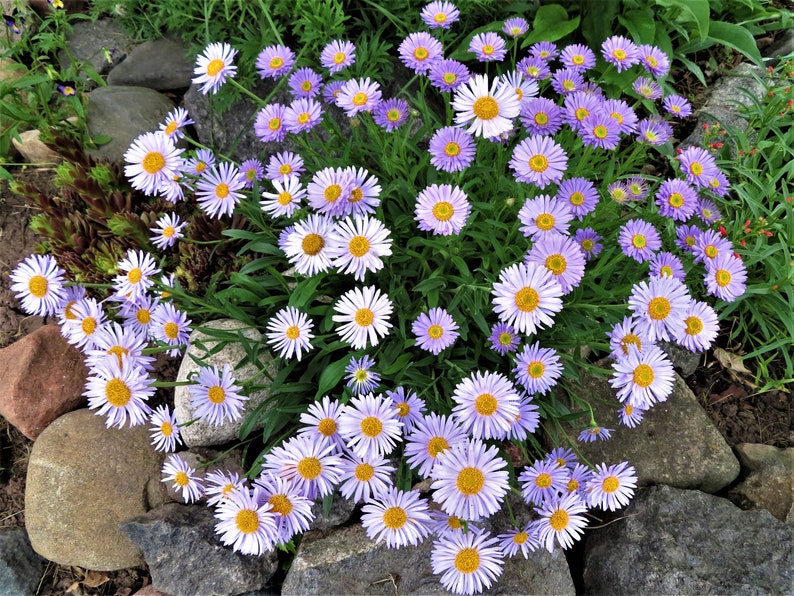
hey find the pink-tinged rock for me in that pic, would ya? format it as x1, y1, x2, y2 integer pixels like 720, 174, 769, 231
0, 324, 88, 440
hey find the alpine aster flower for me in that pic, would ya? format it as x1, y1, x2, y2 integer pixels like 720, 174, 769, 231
421, 1, 460, 29
214, 488, 278, 555
610, 344, 676, 409
510, 136, 568, 189
320, 39, 356, 73
469, 32, 507, 62
412, 307, 460, 355
10, 253, 66, 317
451, 371, 521, 440
328, 215, 393, 281
534, 492, 589, 551
428, 59, 471, 92
452, 73, 520, 139
361, 487, 432, 548
517, 194, 573, 239
512, 342, 563, 395
618, 219, 662, 263
255, 44, 295, 79
266, 306, 314, 361
332, 286, 393, 349
627, 276, 690, 342
398, 31, 443, 73
281, 214, 335, 276
85, 356, 154, 429
162, 454, 204, 503
492, 262, 564, 336
404, 413, 467, 478
676, 300, 719, 352
344, 354, 381, 396
339, 392, 403, 459
124, 132, 183, 196
195, 162, 246, 219
189, 363, 249, 426
415, 183, 471, 235
429, 126, 476, 172
526, 233, 586, 294
586, 461, 638, 511
431, 529, 504, 595
704, 253, 747, 302
601, 35, 640, 72
192, 42, 237, 94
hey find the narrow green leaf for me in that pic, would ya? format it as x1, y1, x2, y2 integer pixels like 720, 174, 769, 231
708, 21, 765, 66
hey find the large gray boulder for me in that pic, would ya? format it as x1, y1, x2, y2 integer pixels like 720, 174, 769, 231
562, 365, 740, 493
107, 37, 194, 90
584, 484, 794, 594
120, 503, 278, 596
0, 528, 46, 596
25, 409, 168, 570
86, 85, 175, 163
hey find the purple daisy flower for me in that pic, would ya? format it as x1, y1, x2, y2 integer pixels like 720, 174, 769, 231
580, 111, 622, 150
586, 462, 637, 511
256, 44, 295, 79
696, 197, 722, 224
557, 177, 598, 219
488, 322, 520, 355
526, 233, 586, 294
637, 44, 670, 78
415, 183, 471, 235
704, 253, 747, 302
405, 413, 467, 478
339, 392, 403, 460
510, 136, 568, 189
372, 98, 409, 131
518, 458, 569, 506
602, 98, 639, 134
322, 80, 345, 104
320, 40, 355, 74
574, 228, 602, 259
655, 178, 698, 221
617, 403, 645, 428
254, 103, 287, 143
678, 146, 720, 188
195, 162, 246, 218
693, 228, 734, 266
611, 344, 675, 409
706, 171, 731, 197
345, 354, 381, 396
578, 426, 613, 443
676, 299, 719, 352
628, 276, 691, 342
503, 17, 529, 37
517, 56, 551, 81
469, 31, 507, 62
530, 41, 559, 61
491, 262, 564, 336
284, 97, 323, 134
637, 116, 673, 145
649, 251, 686, 282
560, 43, 597, 72
451, 371, 521, 440
626, 176, 651, 201
675, 223, 703, 253
429, 126, 476, 172
602, 35, 640, 72
336, 77, 382, 116
513, 341, 563, 395
517, 194, 574, 239
421, 0, 460, 29
608, 316, 653, 360
288, 67, 323, 98
428, 58, 471, 92
607, 181, 631, 204
632, 76, 663, 100
551, 67, 585, 95
387, 387, 426, 435
398, 31, 443, 74
265, 150, 304, 181
412, 307, 460, 355
562, 91, 603, 132
239, 158, 264, 189
520, 97, 563, 136
663, 94, 692, 118
619, 219, 662, 263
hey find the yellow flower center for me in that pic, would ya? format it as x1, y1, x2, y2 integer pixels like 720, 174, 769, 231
545, 254, 566, 275
285, 325, 300, 340
472, 96, 499, 120
534, 112, 548, 125
527, 361, 545, 379
333, 52, 346, 64
482, 44, 494, 55
498, 332, 513, 346
563, 79, 576, 91
535, 472, 552, 488
206, 58, 224, 77
297, 456, 321, 480
602, 476, 619, 493
277, 191, 293, 205
515, 287, 540, 312
269, 56, 284, 70
195, 162, 207, 173
164, 121, 178, 136
269, 117, 281, 131
474, 393, 497, 416
549, 508, 569, 531
279, 164, 292, 175
318, 417, 337, 437
354, 307, 374, 327
107, 345, 129, 367
621, 333, 641, 355
174, 471, 189, 487
444, 142, 461, 157
456, 467, 485, 495
162, 225, 175, 238
301, 80, 313, 92
396, 402, 410, 417
648, 296, 671, 320
128, 268, 142, 285
432, 201, 454, 222
27, 275, 48, 298
348, 235, 370, 258
414, 47, 429, 61
301, 233, 325, 256
454, 548, 480, 574
324, 184, 342, 202
81, 317, 97, 335
581, 239, 594, 252
434, 12, 447, 23
386, 109, 402, 122
632, 234, 647, 249
575, 107, 590, 121
207, 385, 226, 404
142, 151, 165, 175
705, 245, 718, 258
715, 269, 731, 287
593, 124, 609, 139
572, 55, 585, 65
569, 192, 585, 206
383, 506, 408, 529
268, 494, 293, 516
529, 154, 549, 172
360, 416, 383, 438
297, 113, 310, 124
612, 49, 626, 61
536, 213, 555, 231
669, 193, 684, 208
355, 463, 374, 481
427, 324, 444, 339
163, 321, 180, 340
513, 531, 529, 544
690, 162, 703, 176
235, 509, 259, 534
215, 183, 230, 199
685, 316, 703, 335
633, 363, 654, 388
427, 436, 449, 457
443, 72, 458, 84
105, 378, 131, 407
160, 421, 173, 437
352, 92, 368, 106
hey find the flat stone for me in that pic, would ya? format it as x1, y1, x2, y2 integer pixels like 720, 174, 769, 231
11, 129, 62, 165
25, 409, 168, 570
86, 85, 175, 164
121, 503, 278, 596
561, 361, 740, 493
60, 18, 133, 76
174, 319, 278, 448
0, 527, 46, 596
0, 324, 87, 440
107, 38, 194, 90
282, 522, 574, 595
584, 485, 794, 594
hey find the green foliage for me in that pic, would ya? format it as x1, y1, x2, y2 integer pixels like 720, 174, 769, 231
707, 57, 794, 388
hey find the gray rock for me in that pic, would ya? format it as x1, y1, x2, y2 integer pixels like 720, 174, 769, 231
561, 362, 740, 493
86, 85, 175, 163
174, 319, 278, 448
60, 19, 133, 76
120, 503, 278, 596
0, 527, 46, 596
730, 443, 794, 522
584, 485, 794, 595
681, 63, 766, 152
309, 490, 357, 532
767, 28, 794, 63
183, 77, 298, 164
281, 522, 574, 595
107, 37, 194, 90
658, 340, 702, 378
25, 409, 169, 570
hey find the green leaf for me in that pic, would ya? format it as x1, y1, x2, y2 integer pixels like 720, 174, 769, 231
581, 0, 621, 48
708, 21, 765, 66
315, 355, 348, 398
618, 9, 656, 45
523, 6, 580, 46
655, 0, 710, 40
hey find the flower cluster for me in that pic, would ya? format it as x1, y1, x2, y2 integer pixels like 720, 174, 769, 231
10, 3, 748, 594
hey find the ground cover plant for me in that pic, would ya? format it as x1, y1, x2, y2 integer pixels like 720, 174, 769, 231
4, 0, 792, 593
